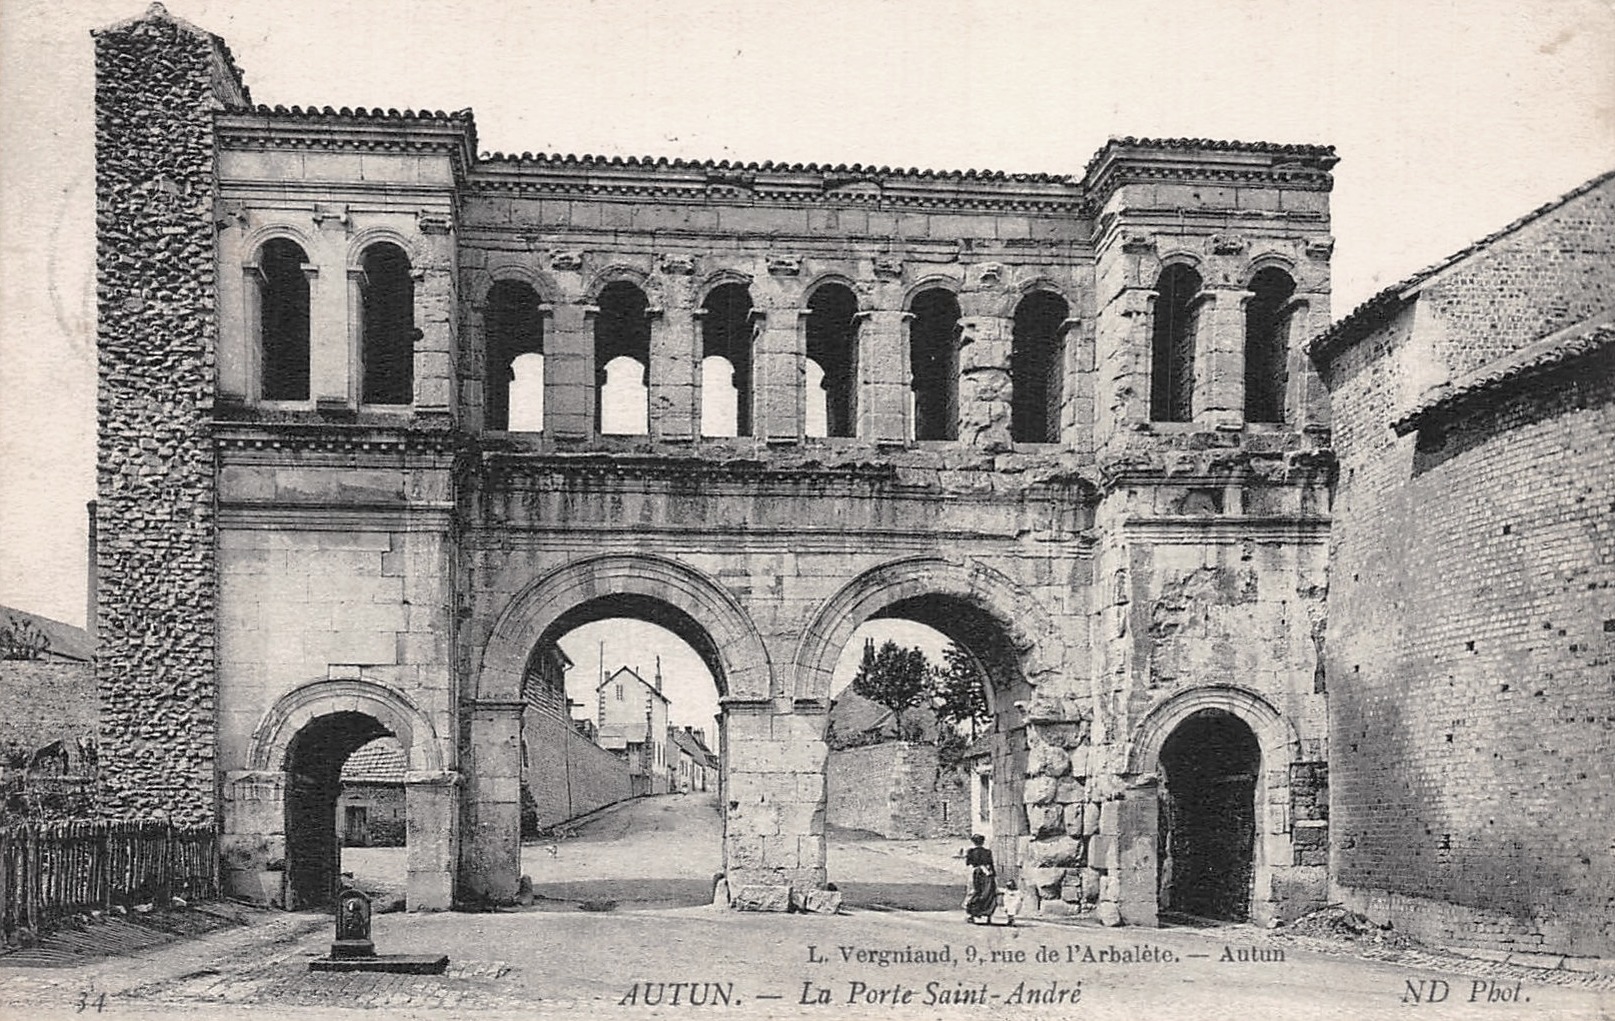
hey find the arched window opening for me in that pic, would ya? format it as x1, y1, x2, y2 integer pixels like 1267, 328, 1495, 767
909, 289, 960, 441
594, 281, 651, 435
360, 242, 415, 405
1244, 268, 1296, 424
258, 238, 310, 401
508, 353, 545, 432
806, 284, 858, 438
1149, 265, 1202, 423
805, 360, 828, 438
701, 356, 740, 437
700, 284, 753, 437
1010, 291, 1070, 443
600, 356, 648, 435
486, 280, 545, 431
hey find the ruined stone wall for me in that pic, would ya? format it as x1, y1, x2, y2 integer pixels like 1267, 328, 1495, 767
825, 742, 968, 839
93, 8, 247, 822
1322, 326, 1615, 956
521, 713, 631, 832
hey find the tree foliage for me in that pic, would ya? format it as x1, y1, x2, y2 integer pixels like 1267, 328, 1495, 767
932, 643, 992, 740
850, 639, 933, 733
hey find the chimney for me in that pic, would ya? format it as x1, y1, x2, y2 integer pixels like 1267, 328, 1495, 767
654, 655, 662, 691
85, 501, 98, 639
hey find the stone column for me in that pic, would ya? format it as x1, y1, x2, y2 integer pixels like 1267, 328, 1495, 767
1114, 779, 1160, 927
1192, 286, 1253, 430
459, 701, 523, 904
334, 267, 365, 407
404, 769, 460, 911
855, 310, 911, 444
413, 265, 455, 415
651, 301, 699, 441
217, 260, 254, 403
752, 309, 808, 442
544, 302, 593, 439
1060, 315, 1092, 448
1094, 286, 1155, 449
1286, 296, 1331, 430
722, 702, 828, 903
220, 769, 287, 907
957, 310, 1013, 452
414, 227, 457, 417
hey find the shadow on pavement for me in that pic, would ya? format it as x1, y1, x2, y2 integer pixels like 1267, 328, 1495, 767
836, 882, 960, 912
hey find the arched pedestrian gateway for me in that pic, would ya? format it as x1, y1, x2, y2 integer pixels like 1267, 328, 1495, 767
225, 679, 455, 911
1122, 687, 1305, 927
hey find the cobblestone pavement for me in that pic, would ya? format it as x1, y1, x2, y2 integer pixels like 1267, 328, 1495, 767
3, 903, 1612, 1021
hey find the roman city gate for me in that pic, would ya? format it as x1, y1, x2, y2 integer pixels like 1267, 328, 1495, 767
95, 5, 1336, 923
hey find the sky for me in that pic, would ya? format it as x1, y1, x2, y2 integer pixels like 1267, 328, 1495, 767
1, 0, 1611, 692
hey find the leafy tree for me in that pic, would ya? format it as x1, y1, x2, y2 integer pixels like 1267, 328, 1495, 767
0, 617, 49, 661
932, 643, 992, 741
850, 639, 933, 736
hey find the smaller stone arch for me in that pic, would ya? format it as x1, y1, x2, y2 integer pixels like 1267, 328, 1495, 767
1125, 684, 1298, 776
802, 272, 860, 306
478, 553, 773, 702
901, 273, 964, 309
583, 262, 663, 308
696, 267, 756, 301
1241, 252, 1298, 287
995, 276, 1076, 319
246, 677, 445, 775
346, 226, 423, 270
471, 258, 561, 308
793, 556, 1060, 704
242, 223, 315, 266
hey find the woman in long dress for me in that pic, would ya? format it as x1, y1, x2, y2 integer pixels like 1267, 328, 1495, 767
963, 834, 999, 923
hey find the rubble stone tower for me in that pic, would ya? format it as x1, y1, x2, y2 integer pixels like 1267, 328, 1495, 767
92, 4, 248, 822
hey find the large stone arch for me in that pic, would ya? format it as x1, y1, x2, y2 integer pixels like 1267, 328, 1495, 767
478, 552, 773, 702
247, 677, 446, 775
792, 555, 1060, 704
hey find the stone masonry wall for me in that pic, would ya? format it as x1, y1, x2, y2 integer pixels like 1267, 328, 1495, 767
1325, 340, 1615, 956
825, 742, 968, 839
522, 713, 632, 832
93, 7, 246, 822
1320, 178, 1615, 955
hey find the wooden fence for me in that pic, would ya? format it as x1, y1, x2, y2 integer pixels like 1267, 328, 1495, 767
0, 820, 218, 940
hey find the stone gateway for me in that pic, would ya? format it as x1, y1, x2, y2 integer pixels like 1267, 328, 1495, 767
94, 5, 1338, 924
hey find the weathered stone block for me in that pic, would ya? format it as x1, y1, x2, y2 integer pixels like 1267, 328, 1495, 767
731, 885, 792, 912
1024, 836, 1084, 868
802, 890, 843, 914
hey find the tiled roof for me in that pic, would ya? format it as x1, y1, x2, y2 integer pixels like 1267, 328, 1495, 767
0, 606, 93, 662
1392, 320, 1615, 435
340, 737, 407, 784
477, 151, 1074, 183
245, 104, 473, 123
1079, 136, 1339, 182
1308, 168, 1615, 364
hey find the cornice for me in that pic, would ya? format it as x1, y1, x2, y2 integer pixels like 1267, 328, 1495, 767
212, 418, 462, 458
216, 107, 477, 185
465, 161, 1088, 212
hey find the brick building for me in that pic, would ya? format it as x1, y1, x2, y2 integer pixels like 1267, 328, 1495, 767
1308, 171, 1615, 957
95, 5, 1337, 921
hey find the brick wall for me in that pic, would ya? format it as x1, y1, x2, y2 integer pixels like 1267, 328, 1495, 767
1420, 175, 1615, 378
93, 8, 247, 822
1320, 179, 1615, 956
522, 713, 632, 832
826, 742, 969, 839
